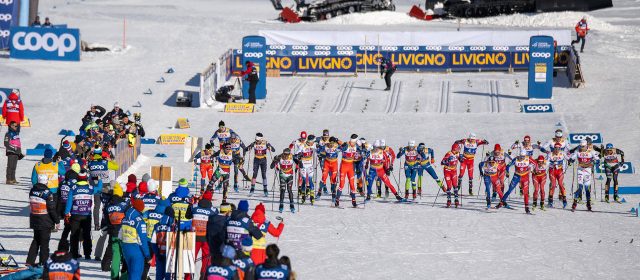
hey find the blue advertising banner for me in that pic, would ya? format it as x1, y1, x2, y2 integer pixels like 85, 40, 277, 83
241, 36, 267, 100
0, 87, 12, 105
522, 103, 554, 113
0, 0, 19, 49
527, 36, 555, 99
568, 133, 603, 144
596, 162, 634, 174
9, 26, 81, 61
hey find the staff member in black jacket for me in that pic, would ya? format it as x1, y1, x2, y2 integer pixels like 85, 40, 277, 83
27, 175, 60, 266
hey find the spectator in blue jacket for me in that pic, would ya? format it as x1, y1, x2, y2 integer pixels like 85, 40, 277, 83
64, 171, 102, 259
121, 199, 151, 280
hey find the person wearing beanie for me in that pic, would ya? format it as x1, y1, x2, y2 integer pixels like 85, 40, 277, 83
26, 174, 59, 267
250, 203, 284, 265
206, 244, 239, 279
210, 120, 238, 149
121, 198, 151, 280
210, 143, 243, 203
4, 121, 23, 185
103, 182, 129, 277
192, 190, 218, 274
31, 148, 66, 193
270, 148, 297, 213
141, 173, 151, 183
228, 134, 252, 192
149, 199, 174, 280
43, 250, 81, 280
245, 133, 276, 196
124, 174, 137, 202
226, 200, 263, 252
233, 237, 256, 280
65, 170, 103, 259
53, 140, 75, 172
167, 178, 193, 231
194, 143, 215, 190
140, 179, 161, 214
255, 244, 289, 280
56, 168, 76, 250
88, 149, 119, 231
279, 256, 296, 280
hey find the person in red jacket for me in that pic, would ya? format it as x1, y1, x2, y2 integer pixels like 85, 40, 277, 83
250, 203, 284, 265
571, 16, 589, 53
2, 90, 25, 131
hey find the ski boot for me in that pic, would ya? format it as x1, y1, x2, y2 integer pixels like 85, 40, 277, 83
491, 192, 497, 202
525, 206, 531, 214
586, 200, 592, 211
310, 194, 315, 205
351, 199, 357, 208
540, 202, 545, 211
485, 198, 491, 209
412, 189, 417, 200
395, 194, 405, 202
417, 187, 422, 197
317, 190, 323, 199
263, 187, 269, 197
279, 204, 284, 213
437, 180, 446, 192
334, 199, 340, 207
562, 198, 568, 209
385, 188, 389, 199
571, 200, 578, 211
323, 185, 329, 195
233, 185, 239, 193
548, 197, 554, 208
331, 193, 336, 204
468, 181, 474, 196
301, 194, 306, 204
495, 201, 503, 209
454, 198, 460, 208
404, 190, 409, 200
290, 204, 296, 213
604, 194, 610, 203
614, 194, 621, 203
532, 200, 537, 208
376, 192, 382, 199
249, 186, 255, 194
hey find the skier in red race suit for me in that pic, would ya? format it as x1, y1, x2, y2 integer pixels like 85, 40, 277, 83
441, 144, 462, 208
2, 90, 25, 130
454, 133, 489, 196
365, 140, 403, 202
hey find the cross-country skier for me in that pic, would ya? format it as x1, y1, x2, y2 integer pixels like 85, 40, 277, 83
479, 156, 503, 209
601, 143, 625, 202
417, 143, 445, 196
354, 138, 369, 196
497, 150, 536, 213
318, 137, 341, 201
571, 16, 589, 52
290, 131, 307, 192
212, 143, 243, 203
245, 133, 276, 196
210, 120, 239, 148
511, 135, 538, 157
378, 57, 396, 91
377, 139, 396, 198
454, 133, 489, 196
441, 144, 462, 207
294, 135, 318, 204
336, 134, 361, 207
569, 140, 600, 211
229, 134, 251, 192
547, 143, 571, 208
366, 140, 403, 202
532, 155, 548, 210
490, 144, 511, 200
540, 129, 570, 154
397, 141, 421, 199
270, 148, 297, 213
194, 143, 215, 190
315, 129, 332, 195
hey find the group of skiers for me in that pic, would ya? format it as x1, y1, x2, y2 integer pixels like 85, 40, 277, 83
198, 122, 626, 215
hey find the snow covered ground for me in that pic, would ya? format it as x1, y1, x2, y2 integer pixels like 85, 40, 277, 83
1, 0, 640, 279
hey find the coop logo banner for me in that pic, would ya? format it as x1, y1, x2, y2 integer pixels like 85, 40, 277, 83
527, 36, 554, 99
0, 0, 18, 49
241, 36, 267, 100
522, 104, 554, 113
9, 27, 81, 61
569, 133, 602, 144
596, 162, 634, 174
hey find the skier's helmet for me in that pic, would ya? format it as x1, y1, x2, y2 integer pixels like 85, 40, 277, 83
468, 133, 477, 140
380, 139, 386, 147
555, 130, 563, 138
408, 140, 416, 147
300, 131, 307, 139
519, 150, 528, 157
580, 139, 587, 147
374, 140, 381, 148
605, 143, 614, 149
494, 144, 502, 151
524, 135, 531, 142
451, 144, 460, 152
537, 155, 545, 162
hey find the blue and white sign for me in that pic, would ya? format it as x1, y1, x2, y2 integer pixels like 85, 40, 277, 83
241, 36, 267, 100
527, 36, 554, 99
522, 103, 554, 113
0, 87, 11, 105
0, 0, 19, 49
569, 133, 603, 144
596, 162, 634, 174
9, 26, 81, 61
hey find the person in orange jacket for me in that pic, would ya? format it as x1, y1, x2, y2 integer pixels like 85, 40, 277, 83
250, 203, 284, 266
2, 89, 25, 131
572, 16, 589, 53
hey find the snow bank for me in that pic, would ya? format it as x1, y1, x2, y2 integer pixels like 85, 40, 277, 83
318, 11, 427, 25
457, 12, 620, 32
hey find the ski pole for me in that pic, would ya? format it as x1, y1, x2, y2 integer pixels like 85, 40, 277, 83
432, 184, 441, 207
570, 164, 576, 200
476, 145, 485, 197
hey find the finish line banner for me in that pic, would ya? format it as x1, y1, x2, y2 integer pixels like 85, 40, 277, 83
230, 45, 572, 73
